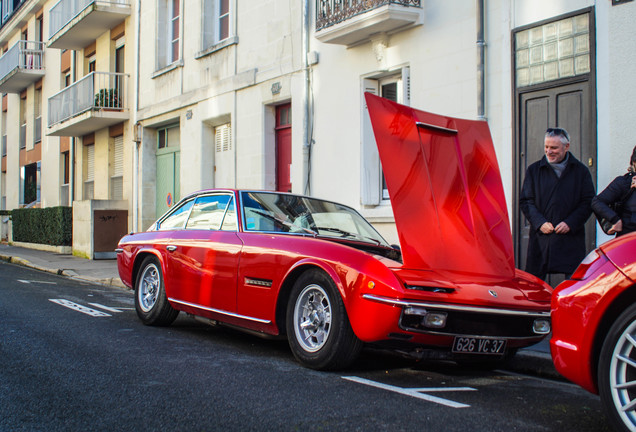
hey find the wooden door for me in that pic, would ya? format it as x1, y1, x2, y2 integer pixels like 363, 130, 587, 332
275, 104, 292, 193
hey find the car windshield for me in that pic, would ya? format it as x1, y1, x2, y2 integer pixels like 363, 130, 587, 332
240, 191, 390, 247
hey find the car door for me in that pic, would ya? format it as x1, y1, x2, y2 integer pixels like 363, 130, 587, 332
163, 193, 242, 313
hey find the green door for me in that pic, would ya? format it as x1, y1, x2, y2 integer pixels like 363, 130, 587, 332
156, 149, 180, 218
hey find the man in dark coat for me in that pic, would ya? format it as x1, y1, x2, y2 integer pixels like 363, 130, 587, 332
520, 127, 595, 280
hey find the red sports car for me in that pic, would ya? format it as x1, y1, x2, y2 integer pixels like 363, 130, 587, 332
551, 232, 636, 432
116, 94, 552, 370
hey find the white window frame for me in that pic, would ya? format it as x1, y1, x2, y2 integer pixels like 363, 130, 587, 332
360, 66, 410, 207
156, 0, 181, 70
200, 0, 237, 54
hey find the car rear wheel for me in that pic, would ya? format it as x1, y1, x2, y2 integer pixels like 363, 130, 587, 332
286, 269, 362, 370
134, 256, 179, 326
598, 303, 636, 432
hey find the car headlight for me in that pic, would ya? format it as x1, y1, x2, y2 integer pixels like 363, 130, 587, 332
533, 318, 551, 335
570, 249, 605, 281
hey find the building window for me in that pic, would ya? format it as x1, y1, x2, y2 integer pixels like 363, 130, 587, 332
361, 67, 410, 205
157, 0, 180, 69
23, 162, 40, 205
202, 0, 232, 49
84, 144, 94, 199
34, 89, 41, 144
214, 123, 231, 153
157, 124, 180, 149
110, 136, 124, 200
515, 13, 590, 88
19, 95, 26, 150
61, 151, 70, 206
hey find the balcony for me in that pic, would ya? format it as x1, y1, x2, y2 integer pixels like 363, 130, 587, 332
47, 71, 129, 137
0, 41, 45, 93
315, 0, 423, 46
48, 0, 131, 50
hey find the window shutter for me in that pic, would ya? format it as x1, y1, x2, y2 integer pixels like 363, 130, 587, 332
215, 123, 231, 152
113, 136, 124, 177
402, 66, 410, 106
360, 78, 381, 206
86, 144, 95, 182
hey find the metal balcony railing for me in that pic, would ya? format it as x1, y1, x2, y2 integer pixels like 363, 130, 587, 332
49, 0, 130, 40
48, 71, 128, 127
1, 135, 6, 156
0, 40, 45, 82
316, 0, 421, 30
19, 123, 26, 149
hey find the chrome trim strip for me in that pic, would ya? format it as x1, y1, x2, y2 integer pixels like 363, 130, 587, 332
244, 277, 273, 288
362, 294, 550, 318
115, 248, 124, 253
415, 121, 458, 134
168, 298, 272, 324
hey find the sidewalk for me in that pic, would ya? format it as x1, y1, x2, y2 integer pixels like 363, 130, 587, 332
0, 242, 559, 379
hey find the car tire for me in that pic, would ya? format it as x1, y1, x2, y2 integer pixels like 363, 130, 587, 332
286, 268, 362, 370
134, 256, 179, 326
598, 302, 636, 432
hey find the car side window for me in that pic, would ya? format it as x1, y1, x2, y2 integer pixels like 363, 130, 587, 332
220, 197, 238, 231
186, 195, 232, 230
158, 199, 195, 230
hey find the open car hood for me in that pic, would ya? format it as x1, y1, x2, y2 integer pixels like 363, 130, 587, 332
365, 93, 515, 279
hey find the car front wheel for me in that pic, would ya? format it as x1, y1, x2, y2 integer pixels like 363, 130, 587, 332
134, 256, 179, 326
598, 303, 636, 432
286, 269, 362, 370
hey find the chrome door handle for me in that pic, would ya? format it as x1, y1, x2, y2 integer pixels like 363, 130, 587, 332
166, 245, 177, 252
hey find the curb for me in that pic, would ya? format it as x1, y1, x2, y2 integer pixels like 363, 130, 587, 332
0, 253, 127, 290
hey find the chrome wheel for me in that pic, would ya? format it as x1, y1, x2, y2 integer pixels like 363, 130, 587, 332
608, 319, 636, 430
138, 263, 160, 313
293, 284, 332, 352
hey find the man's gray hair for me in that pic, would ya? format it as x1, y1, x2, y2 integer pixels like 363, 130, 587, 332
545, 127, 570, 145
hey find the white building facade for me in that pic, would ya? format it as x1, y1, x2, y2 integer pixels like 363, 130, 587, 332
1, 0, 635, 266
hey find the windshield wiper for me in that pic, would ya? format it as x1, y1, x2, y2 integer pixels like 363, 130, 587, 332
314, 227, 382, 246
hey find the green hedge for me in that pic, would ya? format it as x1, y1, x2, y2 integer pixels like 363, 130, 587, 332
12, 207, 72, 246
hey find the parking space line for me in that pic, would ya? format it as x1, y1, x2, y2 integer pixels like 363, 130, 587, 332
49, 299, 111, 317
342, 376, 476, 408
88, 303, 132, 313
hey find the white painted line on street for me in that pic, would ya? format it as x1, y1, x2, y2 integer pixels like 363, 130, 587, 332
88, 303, 130, 313
18, 280, 57, 284
49, 299, 111, 317
342, 376, 476, 408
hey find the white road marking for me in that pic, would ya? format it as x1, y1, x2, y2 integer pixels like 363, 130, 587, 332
342, 376, 476, 408
49, 299, 111, 317
88, 303, 132, 313
18, 280, 57, 284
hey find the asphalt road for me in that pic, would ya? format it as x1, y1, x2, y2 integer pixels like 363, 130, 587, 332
0, 261, 612, 432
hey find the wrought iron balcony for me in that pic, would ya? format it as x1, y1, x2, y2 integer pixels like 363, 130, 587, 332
48, 0, 131, 50
0, 41, 45, 93
47, 71, 129, 137
315, 0, 423, 46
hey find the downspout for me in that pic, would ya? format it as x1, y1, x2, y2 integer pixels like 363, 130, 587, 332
302, 0, 311, 195
476, 0, 486, 120
132, 0, 141, 232
70, 50, 76, 202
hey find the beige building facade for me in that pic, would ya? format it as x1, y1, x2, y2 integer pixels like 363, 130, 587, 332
1, 1, 635, 264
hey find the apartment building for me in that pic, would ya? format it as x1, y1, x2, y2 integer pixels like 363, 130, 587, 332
1, 1, 635, 267
0, 0, 133, 257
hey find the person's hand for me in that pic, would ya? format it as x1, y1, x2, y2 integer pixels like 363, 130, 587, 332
540, 222, 554, 234
554, 221, 570, 234
608, 219, 623, 235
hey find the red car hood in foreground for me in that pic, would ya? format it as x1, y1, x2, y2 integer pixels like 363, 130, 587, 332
366, 93, 515, 279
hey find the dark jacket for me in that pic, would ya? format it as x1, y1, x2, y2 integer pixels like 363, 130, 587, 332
591, 172, 636, 236
520, 153, 595, 277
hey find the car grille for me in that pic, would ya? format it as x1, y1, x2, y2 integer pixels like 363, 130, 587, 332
400, 309, 543, 338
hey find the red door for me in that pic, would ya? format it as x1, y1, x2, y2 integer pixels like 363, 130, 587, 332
276, 104, 292, 192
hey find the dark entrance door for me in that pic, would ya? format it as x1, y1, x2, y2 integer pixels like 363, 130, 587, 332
515, 81, 596, 285
275, 104, 292, 193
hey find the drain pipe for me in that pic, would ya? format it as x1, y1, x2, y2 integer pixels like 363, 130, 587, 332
132, 0, 141, 232
476, 0, 486, 120
302, 0, 311, 195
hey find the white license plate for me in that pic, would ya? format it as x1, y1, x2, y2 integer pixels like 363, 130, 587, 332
452, 336, 507, 355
